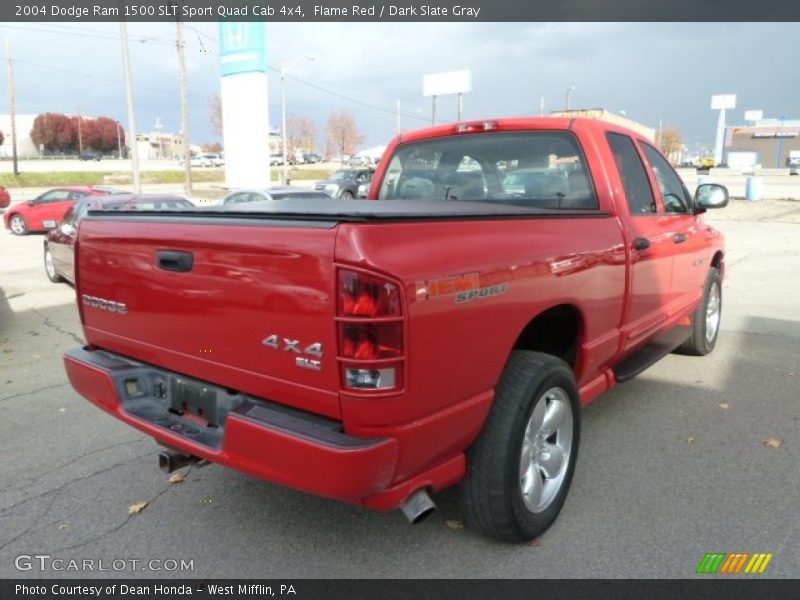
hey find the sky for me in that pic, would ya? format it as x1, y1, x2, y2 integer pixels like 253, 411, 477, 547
0, 22, 797, 153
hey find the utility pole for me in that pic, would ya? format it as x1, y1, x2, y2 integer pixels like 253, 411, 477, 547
457, 92, 463, 121
6, 39, 18, 176
119, 22, 141, 193
77, 112, 83, 155
177, 21, 192, 195
431, 95, 437, 126
116, 121, 123, 158
657, 118, 663, 150
396, 99, 401, 135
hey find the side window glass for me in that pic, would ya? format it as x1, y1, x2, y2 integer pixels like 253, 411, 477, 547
75, 202, 91, 224
61, 206, 77, 225
606, 133, 657, 215
640, 143, 691, 214
45, 190, 71, 202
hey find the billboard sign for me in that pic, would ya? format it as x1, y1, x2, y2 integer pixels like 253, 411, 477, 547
219, 22, 267, 77
744, 110, 764, 122
711, 94, 737, 110
423, 70, 472, 97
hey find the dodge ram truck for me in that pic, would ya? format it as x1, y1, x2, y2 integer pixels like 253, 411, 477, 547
64, 118, 728, 542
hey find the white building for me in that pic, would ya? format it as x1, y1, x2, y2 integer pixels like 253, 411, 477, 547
0, 114, 39, 158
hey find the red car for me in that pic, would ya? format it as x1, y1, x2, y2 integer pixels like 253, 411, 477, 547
3, 186, 114, 235
65, 118, 728, 542
0, 186, 10, 209
44, 194, 195, 284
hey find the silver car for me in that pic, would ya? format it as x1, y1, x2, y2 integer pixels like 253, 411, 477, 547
222, 187, 331, 206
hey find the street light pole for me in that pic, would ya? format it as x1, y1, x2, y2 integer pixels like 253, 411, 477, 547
116, 121, 123, 158
565, 85, 576, 111
119, 21, 141, 193
281, 53, 315, 186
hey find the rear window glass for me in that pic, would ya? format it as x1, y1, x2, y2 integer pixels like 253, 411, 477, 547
377, 131, 597, 209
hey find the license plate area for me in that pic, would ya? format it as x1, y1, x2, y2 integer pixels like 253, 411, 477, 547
113, 367, 247, 449
169, 378, 220, 426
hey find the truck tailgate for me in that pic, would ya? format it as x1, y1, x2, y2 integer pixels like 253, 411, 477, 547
76, 216, 341, 418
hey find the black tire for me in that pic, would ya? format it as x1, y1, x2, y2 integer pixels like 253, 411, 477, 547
675, 267, 721, 356
43, 244, 64, 283
340, 190, 354, 200
9, 214, 28, 236
461, 351, 581, 542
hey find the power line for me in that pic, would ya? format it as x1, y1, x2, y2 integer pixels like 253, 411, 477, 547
0, 23, 174, 45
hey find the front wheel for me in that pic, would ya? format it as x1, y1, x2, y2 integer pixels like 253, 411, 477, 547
461, 351, 580, 542
340, 190, 354, 200
9, 214, 28, 235
676, 267, 721, 356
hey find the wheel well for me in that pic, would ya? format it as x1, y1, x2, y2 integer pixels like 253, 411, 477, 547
711, 251, 724, 278
512, 305, 582, 370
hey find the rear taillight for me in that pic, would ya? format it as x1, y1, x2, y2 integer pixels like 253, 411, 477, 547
337, 268, 404, 392
339, 269, 401, 317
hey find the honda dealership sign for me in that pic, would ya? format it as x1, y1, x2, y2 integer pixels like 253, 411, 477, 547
220, 22, 270, 188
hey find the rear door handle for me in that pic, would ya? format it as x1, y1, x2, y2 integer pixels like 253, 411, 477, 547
633, 237, 651, 251
157, 250, 194, 272
673, 233, 687, 244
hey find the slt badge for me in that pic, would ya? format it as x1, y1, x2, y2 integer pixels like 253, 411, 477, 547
262, 334, 323, 371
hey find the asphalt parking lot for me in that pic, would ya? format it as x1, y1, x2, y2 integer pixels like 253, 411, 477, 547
0, 200, 798, 579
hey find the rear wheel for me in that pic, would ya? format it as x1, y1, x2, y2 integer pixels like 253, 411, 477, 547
340, 190, 354, 200
43, 244, 64, 283
676, 267, 721, 356
461, 351, 580, 542
10, 214, 28, 235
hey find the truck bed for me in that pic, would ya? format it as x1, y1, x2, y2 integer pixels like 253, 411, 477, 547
88, 198, 609, 222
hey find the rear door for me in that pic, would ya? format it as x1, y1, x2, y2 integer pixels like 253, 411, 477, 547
606, 132, 676, 349
638, 142, 707, 312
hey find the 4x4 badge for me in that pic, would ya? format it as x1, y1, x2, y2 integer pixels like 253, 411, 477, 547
262, 335, 324, 357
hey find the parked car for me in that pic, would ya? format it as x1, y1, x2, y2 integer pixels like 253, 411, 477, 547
65, 117, 728, 542
269, 154, 284, 167
44, 194, 194, 284
303, 153, 323, 164
0, 186, 10, 209
79, 151, 102, 161
314, 168, 374, 199
3, 186, 114, 236
222, 187, 331, 206
202, 153, 224, 167
348, 156, 373, 167
179, 155, 213, 168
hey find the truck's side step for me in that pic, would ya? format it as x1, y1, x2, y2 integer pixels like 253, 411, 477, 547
613, 326, 692, 383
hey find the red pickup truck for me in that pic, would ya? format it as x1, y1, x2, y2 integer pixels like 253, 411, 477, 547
64, 118, 728, 542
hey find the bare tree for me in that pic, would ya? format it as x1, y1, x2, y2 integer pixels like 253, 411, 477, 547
656, 127, 683, 158
326, 111, 364, 159
287, 116, 317, 155
209, 94, 223, 138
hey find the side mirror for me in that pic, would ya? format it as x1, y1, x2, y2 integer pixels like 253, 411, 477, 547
695, 183, 729, 210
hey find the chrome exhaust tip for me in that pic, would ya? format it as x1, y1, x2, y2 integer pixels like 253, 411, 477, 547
400, 489, 436, 524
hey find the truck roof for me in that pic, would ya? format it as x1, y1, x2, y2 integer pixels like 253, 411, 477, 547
395, 117, 645, 144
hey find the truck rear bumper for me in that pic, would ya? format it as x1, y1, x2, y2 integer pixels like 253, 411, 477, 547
64, 347, 398, 502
